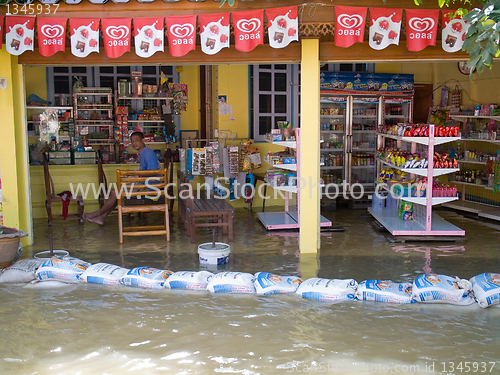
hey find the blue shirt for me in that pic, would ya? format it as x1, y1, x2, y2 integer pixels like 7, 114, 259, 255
139, 146, 160, 171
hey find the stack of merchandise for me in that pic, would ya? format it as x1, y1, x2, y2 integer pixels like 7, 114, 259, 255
378, 124, 460, 137
265, 169, 297, 188
115, 106, 129, 147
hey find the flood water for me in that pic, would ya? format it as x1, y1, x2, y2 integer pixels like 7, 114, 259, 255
1, 207, 500, 374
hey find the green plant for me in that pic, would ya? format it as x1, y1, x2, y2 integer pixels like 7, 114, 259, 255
219, 0, 235, 7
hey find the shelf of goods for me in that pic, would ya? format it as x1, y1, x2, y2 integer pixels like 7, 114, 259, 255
369, 125, 465, 238
73, 88, 114, 139
257, 129, 333, 230
26, 106, 74, 140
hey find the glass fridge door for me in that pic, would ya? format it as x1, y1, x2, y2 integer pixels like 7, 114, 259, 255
320, 96, 347, 192
349, 96, 378, 192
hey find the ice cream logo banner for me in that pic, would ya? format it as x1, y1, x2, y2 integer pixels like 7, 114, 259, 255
233, 10, 264, 52
38, 18, 67, 57
70, 18, 100, 58
334, 6, 367, 48
102, 18, 131, 58
406, 9, 439, 52
442, 10, 469, 53
266, 6, 299, 49
134, 17, 164, 58
165, 15, 196, 57
369, 8, 402, 50
0, 17, 3, 50
199, 13, 230, 56
5, 16, 35, 56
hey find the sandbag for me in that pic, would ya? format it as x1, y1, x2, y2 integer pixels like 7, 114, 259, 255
206, 272, 255, 294
0, 258, 45, 283
412, 274, 475, 305
254, 272, 302, 295
121, 267, 173, 289
35, 256, 90, 283
355, 280, 415, 304
79, 263, 129, 286
24, 280, 73, 288
164, 271, 213, 290
295, 278, 358, 302
470, 273, 500, 308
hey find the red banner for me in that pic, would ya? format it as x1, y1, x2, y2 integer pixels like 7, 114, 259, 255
368, 8, 402, 50
199, 13, 230, 56
37, 18, 67, 57
70, 18, 99, 58
233, 10, 264, 52
0, 17, 3, 50
334, 6, 367, 48
442, 10, 469, 53
134, 17, 164, 58
5, 16, 35, 56
165, 15, 196, 57
266, 6, 299, 49
406, 9, 439, 52
102, 18, 131, 58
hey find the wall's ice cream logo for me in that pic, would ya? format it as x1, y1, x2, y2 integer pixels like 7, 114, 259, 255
170, 23, 194, 44
406, 9, 439, 51
337, 14, 363, 29
106, 25, 130, 42
233, 9, 264, 52
101, 18, 132, 58
408, 17, 435, 41
236, 18, 261, 38
41, 24, 64, 39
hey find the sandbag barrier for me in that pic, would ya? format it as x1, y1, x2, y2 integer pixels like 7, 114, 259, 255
0, 256, 499, 308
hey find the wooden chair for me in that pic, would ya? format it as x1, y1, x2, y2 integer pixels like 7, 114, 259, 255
42, 152, 84, 225
96, 150, 107, 209
164, 149, 175, 215
116, 168, 170, 243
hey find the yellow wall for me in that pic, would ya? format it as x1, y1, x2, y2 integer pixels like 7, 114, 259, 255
25, 67, 47, 101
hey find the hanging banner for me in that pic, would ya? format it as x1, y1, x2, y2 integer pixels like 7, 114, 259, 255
102, 18, 131, 58
37, 18, 67, 57
70, 18, 100, 58
233, 9, 264, 52
5, 16, 35, 56
0, 16, 3, 50
368, 8, 402, 50
199, 12, 230, 55
334, 5, 367, 48
165, 15, 196, 57
442, 10, 469, 53
134, 17, 164, 58
266, 6, 299, 49
406, 9, 439, 52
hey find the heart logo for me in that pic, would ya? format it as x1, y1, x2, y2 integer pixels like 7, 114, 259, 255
106, 25, 129, 40
41, 24, 64, 39
337, 14, 363, 29
170, 23, 194, 38
409, 17, 435, 32
236, 18, 261, 33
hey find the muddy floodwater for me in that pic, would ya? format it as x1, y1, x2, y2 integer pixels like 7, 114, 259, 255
1, 208, 499, 374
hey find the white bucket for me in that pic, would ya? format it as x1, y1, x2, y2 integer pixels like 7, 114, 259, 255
34, 250, 69, 259
198, 242, 230, 265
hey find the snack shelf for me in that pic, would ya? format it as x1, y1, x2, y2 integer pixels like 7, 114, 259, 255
352, 148, 375, 152
320, 115, 344, 119
450, 180, 493, 190
377, 133, 461, 146
377, 158, 459, 177
320, 148, 344, 152
385, 115, 406, 119
27, 106, 73, 110
320, 130, 344, 134
457, 159, 487, 165
370, 125, 465, 238
118, 96, 173, 100
351, 165, 376, 169
27, 120, 72, 124
264, 179, 298, 193
127, 120, 164, 123
321, 166, 343, 170
76, 104, 114, 110
263, 159, 297, 171
76, 120, 114, 124
461, 138, 500, 144
258, 129, 332, 230
450, 115, 500, 122
352, 130, 376, 133
353, 115, 377, 119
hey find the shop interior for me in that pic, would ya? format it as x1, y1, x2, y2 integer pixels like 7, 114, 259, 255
12, 60, 500, 235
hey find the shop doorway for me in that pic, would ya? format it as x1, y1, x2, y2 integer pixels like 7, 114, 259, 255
413, 84, 434, 123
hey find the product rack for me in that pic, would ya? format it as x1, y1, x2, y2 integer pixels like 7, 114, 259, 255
369, 124, 465, 239
257, 129, 333, 230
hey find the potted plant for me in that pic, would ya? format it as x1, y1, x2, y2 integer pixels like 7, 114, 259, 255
278, 121, 294, 139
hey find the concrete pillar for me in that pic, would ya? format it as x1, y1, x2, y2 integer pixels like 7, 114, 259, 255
0, 50, 32, 245
299, 39, 321, 259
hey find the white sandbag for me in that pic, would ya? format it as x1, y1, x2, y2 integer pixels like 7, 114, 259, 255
412, 274, 475, 305
470, 273, 500, 308
79, 263, 129, 286
121, 267, 173, 289
206, 272, 255, 294
24, 280, 73, 288
0, 258, 45, 283
254, 272, 302, 295
295, 278, 358, 302
164, 271, 213, 290
355, 280, 415, 304
35, 256, 90, 284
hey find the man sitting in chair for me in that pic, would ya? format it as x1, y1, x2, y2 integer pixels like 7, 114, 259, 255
83, 131, 161, 225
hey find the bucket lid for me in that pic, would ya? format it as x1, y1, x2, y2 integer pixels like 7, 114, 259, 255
34, 250, 69, 259
198, 242, 230, 251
